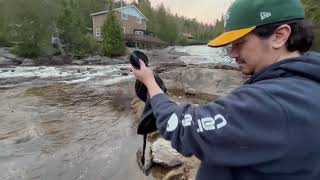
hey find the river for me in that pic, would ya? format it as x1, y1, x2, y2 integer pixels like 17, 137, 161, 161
0, 45, 232, 180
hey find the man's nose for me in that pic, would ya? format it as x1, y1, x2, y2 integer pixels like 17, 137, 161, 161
229, 47, 239, 59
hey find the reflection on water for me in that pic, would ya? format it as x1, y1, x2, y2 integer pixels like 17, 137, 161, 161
0, 68, 151, 180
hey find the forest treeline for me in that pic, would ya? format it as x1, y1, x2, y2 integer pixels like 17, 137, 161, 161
0, 0, 215, 57
0, 0, 318, 58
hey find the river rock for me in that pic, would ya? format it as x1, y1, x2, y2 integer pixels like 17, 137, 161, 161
207, 63, 239, 71
86, 55, 102, 61
136, 142, 153, 175
151, 138, 185, 167
101, 57, 129, 65
0, 56, 18, 66
149, 48, 189, 63
100, 56, 112, 65
0, 48, 15, 59
0, 48, 23, 64
83, 55, 102, 65
159, 67, 246, 97
34, 56, 50, 65
72, 60, 85, 65
153, 62, 187, 73
121, 72, 129, 76
117, 55, 129, 61
21, 59, 36, 66
50, 56, 65, 65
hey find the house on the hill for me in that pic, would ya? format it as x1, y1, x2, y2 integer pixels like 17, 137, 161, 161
90, 5, 164, 49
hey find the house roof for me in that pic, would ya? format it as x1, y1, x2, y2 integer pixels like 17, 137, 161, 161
90, 5, 148, 21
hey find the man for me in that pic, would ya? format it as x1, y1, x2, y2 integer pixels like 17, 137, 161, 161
132, 0, 320, 179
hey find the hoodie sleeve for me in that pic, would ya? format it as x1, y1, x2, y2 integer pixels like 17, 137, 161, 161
150, 85, 289, 166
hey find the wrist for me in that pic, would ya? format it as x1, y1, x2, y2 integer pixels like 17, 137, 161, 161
145, 78, 163, 98
144, 76, 156, 87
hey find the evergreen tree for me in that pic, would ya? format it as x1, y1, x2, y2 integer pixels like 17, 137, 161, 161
0, 0, 9, 47
57, 0, 99, 58
137, 0, 159, 33
212, 16, 225, 39
101, 0, 126, 57
57, 0, 83, 53
9, 0, 53, 57
302, 0, 320, 51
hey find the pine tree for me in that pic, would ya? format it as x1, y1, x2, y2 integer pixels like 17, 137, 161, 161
0, 1, 8, 47
9, 0, 53, 57
302, 0, 320, 51
101, 0, 126, 57
212, 16, 225, 39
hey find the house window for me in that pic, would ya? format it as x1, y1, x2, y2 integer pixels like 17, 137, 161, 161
122, 27, 125, 34
121, 13, 128, 20
135, 31, 144, 35
96, 29, 101, 36
137, 18, 142, 24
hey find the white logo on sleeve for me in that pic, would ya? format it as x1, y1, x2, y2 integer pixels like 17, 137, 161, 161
260, 12, 271, 20
197, 114, 227, 133
166, 113, 179, 132
166, 113, 228, 133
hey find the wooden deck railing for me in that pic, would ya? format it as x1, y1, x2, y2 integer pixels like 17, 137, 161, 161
124, 34, 164, 44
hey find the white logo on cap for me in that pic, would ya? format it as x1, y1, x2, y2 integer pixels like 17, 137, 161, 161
260, 12, 271, 20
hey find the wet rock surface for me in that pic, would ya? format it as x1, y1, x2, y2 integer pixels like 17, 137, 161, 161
160, 66, 245, 98
136, 142, 154, 175
151, 138, 185, 167
21, 59, 36, 66
0, 56, 19, 66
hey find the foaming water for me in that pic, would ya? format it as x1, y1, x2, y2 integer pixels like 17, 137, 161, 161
0, 78, 150, 180
173, 45, 235, 64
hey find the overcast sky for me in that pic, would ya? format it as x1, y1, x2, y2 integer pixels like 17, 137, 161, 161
125, 0, 234, 25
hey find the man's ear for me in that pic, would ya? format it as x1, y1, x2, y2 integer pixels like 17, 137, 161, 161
271, 24, 291, 49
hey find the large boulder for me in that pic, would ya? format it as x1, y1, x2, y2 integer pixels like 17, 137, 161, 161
153, 62, 187, 73
101, 57, 129, 65
100, 56, 112, 65
0, 56, 18, 66
21, 59, 36, 66
35, 56, 51, 65
136, 142, 153, 175
31, 56, 65, 66
159, 66, 246, 98
151, 138, 185, 167
0, 48, 23, 64
205, 63, 240, 71
49, 56, 65, 65
148, 48, 190, 64
71, 60, 85, 65
83, 55, 102, 65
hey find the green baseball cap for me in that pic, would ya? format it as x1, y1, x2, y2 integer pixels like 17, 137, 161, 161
208, 0, 305, 47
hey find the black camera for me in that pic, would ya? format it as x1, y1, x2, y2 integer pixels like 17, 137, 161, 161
129, 50, 149, 69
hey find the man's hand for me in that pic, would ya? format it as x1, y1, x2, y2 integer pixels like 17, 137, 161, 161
132, 59, 155, 86
131, 59, 163, 98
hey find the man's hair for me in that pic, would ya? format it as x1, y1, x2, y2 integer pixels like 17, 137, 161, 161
252, 19, 314, 53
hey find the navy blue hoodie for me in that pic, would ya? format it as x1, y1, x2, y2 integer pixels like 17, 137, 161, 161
150, 52, 320, 180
